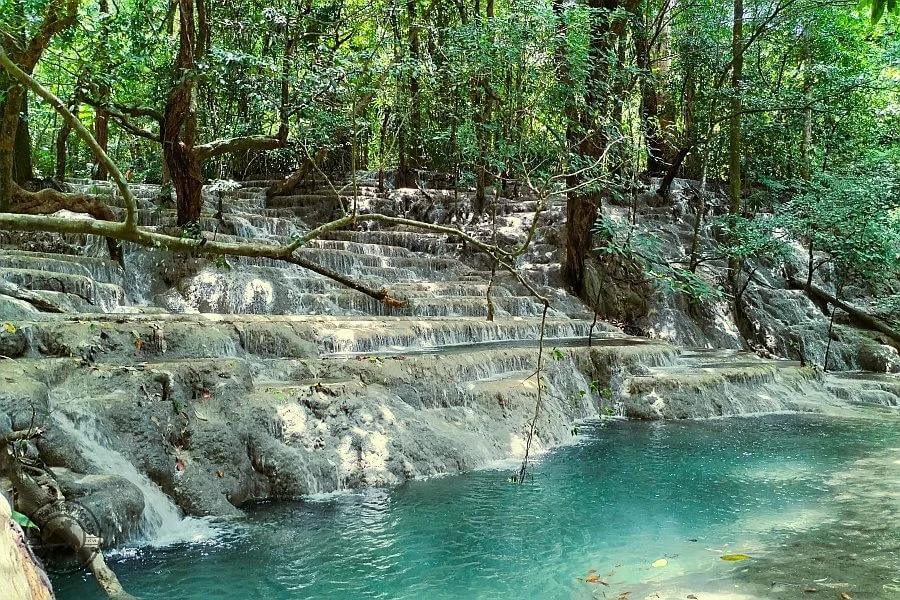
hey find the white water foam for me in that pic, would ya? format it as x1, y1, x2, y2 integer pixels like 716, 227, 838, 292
53, 411, 217, 548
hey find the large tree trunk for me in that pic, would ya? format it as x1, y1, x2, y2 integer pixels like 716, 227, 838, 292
727, 0, 744, 285
13, 95, 35, 183
563, 0, 625, 296
164, 0, 204, 227
163, 107, 204, 226
0, 85, 25, 209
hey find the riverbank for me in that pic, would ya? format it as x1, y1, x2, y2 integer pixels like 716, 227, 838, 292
51, 411, 900, 599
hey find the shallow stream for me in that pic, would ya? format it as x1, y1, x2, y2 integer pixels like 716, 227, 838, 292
53, 412, 900, 599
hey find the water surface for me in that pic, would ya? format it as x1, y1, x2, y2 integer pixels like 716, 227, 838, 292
53, 413, 900, 599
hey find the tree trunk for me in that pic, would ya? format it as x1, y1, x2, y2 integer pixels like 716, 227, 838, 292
563, 0, 624, 296
55, 98, 78, 179
1, 85, 32, 209
13, 95, 34, 184
164, 0, 204, 226
787, 277, 900, 347
727, 0, 744, 285
92, 105, 109, 180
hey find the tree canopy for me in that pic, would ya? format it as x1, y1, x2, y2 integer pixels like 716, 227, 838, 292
0, 0, 897, 300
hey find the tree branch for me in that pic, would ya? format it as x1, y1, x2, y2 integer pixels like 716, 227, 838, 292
20, 0, 79, 70
78, 94, 162, 141
194, 135, 286, 163
0, 48, 138, 230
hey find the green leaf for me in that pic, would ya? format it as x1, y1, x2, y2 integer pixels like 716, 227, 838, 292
11, 510, 39, 529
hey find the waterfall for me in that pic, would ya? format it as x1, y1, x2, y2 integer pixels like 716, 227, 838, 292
52, 411, 215, 547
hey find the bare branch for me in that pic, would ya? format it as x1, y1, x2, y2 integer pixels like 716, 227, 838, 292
194, 135, 286, 163
0, 428, 44, 446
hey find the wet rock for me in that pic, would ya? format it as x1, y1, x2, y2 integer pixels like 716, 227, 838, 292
0, 326, 27, 358
52, 468, 145, 547
857, 340, 900, 373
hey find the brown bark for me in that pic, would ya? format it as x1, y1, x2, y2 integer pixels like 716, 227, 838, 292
563, 0, 625, 296
55, 98, 77, 179
787, 277, 900, 347
93, 106, 109, 180
11, 187, 124, 263
1, 85, 25, 209
13, 96, 34, 183
0, 0, 79, 210
194, 136, 284, 163
658, 144, 691, 197
163, 0, 204, 226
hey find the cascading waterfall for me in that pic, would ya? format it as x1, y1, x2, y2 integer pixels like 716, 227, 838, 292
51, 410, 215, 547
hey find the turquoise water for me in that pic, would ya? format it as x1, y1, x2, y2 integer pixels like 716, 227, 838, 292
53, 413, 900, 599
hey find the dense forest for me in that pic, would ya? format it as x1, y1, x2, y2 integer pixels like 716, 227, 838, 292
1, 0, 897, 307
1, 2, 900, 599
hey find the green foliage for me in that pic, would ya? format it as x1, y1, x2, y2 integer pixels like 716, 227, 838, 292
748, 152, 900, 291
10, 510, 39, 530
592, 215, 724, 302
864, 0, 899, 22
2, 0, 896, 303
717, 214, 791, 265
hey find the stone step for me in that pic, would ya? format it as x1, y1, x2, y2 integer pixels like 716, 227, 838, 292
12, 313, 607, 358
319, 230, 460, 255
167, 281, 550, 317
166, 265, 511, 298
0, 249, 123, 285
0, 267, 126, 310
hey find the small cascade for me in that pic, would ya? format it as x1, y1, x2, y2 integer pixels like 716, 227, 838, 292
52, 411, 214, 547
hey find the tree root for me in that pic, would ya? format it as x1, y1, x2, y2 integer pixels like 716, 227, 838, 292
1, 429, 137, 599
11, 186, 124, 265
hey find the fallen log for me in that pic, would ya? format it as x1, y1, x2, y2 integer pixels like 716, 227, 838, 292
787, 276, 900, 346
